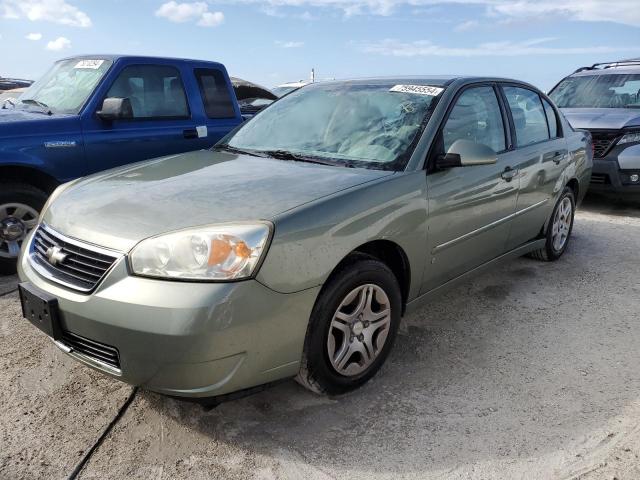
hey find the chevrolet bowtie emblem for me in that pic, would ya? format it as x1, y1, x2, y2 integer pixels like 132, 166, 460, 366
45, 246, 67, 266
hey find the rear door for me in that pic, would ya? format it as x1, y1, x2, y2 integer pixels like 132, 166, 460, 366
191, 65, 243, 145
81, 62, 208, 173
422, 84, 519, 293
499, 84, 568, 249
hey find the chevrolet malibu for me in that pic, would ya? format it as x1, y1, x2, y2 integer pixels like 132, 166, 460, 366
18, 77, 592, 398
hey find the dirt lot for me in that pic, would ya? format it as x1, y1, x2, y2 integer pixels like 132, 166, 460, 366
1, 195, 639, 480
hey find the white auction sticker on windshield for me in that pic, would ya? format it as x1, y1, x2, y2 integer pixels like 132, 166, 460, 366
390, 85, 444, 96
74, 60, 105, 69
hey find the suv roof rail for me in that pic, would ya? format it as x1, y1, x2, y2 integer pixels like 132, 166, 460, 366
572, 58, 640, 73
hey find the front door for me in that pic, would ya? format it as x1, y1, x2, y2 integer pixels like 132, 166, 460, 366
81, 64, 206, 174
422, 84, 519, 293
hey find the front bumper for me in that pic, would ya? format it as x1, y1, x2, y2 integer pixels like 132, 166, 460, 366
18, 234, 319, 397
589, 143, 640, 194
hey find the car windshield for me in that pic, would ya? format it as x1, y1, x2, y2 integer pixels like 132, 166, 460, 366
18, 58, 113, 114
225, 82, 443, 170
550, 73, 640, 108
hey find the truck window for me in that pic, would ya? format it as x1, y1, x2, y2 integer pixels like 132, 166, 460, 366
194, 68, 236, 119
106, 65, 189, 119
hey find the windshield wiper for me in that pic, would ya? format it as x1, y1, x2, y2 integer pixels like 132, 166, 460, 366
21, 99, 52, 115
262, 149, 339, 166
214, 144, 268, 157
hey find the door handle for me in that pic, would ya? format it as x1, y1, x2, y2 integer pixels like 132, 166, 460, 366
501, 166, 518, 182
183, 128, 198, 139
552, 151, 565, 165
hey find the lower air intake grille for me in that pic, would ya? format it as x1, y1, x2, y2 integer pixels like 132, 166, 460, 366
61, 330, 120, 369
590, 173, 610, 185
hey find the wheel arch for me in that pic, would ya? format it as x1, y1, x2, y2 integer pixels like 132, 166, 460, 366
0, 165, 59, 194
324, 239, 411, 316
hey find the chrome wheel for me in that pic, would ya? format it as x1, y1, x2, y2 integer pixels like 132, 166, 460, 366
551, 196, 572, 252
0, 203, 39, 259
327, 283, 391, 377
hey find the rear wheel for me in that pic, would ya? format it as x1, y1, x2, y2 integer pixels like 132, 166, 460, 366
296, 254, 401, 395
0, 183, 47, 274
529, 187, 575, 262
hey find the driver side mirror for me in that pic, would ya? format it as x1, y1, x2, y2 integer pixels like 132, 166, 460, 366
435, 139, 497, 169
97, 97, 133, 121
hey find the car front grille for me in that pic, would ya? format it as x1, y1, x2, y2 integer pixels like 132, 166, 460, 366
30, 224, 121, 293
61, 330, 121, 369
588, 130, 621, 158
590, 173, 611, 185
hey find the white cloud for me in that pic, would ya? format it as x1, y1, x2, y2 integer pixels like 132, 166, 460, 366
1, 0, 91, 27
275, 40, 304, 48
360, 37, 632, 57
45, 36, 71, 51
198, 11, 224, 26
454, 19, 478, 32
156, 1, 224, 27
25, 32, 42, 40
234, 0, 640, 26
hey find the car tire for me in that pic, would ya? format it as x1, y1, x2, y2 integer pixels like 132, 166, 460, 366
295, 253, 402, 395
0, 183, 47, 274
529, 186, 575, 262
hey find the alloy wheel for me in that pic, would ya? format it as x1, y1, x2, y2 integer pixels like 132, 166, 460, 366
327, 283, 392, 377
551, 196, 573, 252
0, 203, 39, 258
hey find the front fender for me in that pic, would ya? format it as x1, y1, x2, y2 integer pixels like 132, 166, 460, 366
256, 172, 428, 301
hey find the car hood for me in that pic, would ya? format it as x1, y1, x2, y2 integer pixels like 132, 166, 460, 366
45, 149, 393, 252
0, 108, 77, 138
560, 108, 640, 130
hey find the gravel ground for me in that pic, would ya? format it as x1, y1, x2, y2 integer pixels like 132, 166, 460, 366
1, 194, 639, 480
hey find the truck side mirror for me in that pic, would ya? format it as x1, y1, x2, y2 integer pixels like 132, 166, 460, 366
97, 97, 133, 121
435, 139, 497, 169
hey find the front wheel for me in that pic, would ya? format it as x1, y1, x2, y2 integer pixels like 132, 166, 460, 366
0, 183, 47, 274
296, 254, 401, 395
529, 187, 575, 262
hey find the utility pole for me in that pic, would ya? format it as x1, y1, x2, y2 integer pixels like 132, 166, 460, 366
310, 68, 315, 83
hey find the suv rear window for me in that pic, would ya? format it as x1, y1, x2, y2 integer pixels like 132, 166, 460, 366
550, 74, 640, 108
195, 68, 236, 119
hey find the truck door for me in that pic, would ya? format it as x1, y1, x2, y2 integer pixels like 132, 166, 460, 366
190, 65, 244, 145
81, 63, 209, 173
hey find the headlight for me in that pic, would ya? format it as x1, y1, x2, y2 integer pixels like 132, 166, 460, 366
129, 223, 272, 281
618, 131, 640, 146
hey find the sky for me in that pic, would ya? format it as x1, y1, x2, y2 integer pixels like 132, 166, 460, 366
0, 0, 639, 91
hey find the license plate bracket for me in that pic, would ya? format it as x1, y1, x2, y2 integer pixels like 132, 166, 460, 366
18, 282, 62, 341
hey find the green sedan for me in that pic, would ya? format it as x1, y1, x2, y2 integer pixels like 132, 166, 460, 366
17, 77, 592, 398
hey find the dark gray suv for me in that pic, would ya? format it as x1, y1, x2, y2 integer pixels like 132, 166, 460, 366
550, 58, 640, 194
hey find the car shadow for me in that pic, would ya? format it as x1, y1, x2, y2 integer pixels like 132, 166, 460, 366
136, 211, 640, 478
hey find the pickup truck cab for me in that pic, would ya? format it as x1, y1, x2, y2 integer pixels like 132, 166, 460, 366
0, 55, 244, 272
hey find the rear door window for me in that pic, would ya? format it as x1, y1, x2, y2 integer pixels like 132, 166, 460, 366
503, 86, 550, 147
106, 65, 189, 119
542, 98, 559, 138
194, 68, 236, 119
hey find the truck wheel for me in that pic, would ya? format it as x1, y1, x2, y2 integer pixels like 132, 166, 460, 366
529, 187, 575, 262
296, 254, 401, 395
0, 183, 47, 274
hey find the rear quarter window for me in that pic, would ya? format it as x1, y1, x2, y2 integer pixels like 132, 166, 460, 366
195, 68, 236, 119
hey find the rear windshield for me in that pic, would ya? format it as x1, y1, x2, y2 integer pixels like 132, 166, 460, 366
550, 73, 640, 109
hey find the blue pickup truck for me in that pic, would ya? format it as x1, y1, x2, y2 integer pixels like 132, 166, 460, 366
0, 55, 244, 272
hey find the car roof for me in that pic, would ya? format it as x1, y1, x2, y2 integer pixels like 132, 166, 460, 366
56, 54, 226, 69
307, 76, 537, 88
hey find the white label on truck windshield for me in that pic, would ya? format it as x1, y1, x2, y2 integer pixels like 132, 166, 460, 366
74, 60, 105, 69
390, 85, 444, 96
